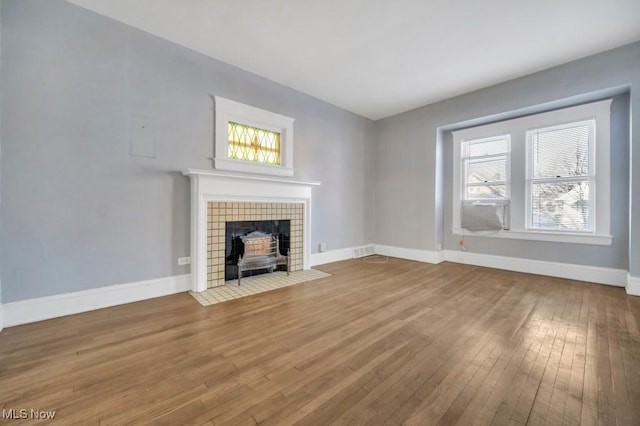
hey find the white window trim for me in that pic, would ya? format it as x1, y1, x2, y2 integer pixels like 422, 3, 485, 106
214, 96, 294, 176
452, 99, 612, 246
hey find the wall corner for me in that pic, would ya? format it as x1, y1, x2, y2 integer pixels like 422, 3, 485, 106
626, 274, 640, 296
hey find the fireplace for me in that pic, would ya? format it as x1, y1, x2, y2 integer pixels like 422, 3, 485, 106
225, 220, 290, 280
183, 168, 320, 292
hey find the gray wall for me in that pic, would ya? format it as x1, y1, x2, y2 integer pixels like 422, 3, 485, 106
0, 0, 375, 302
2, 1, 638, 305
375, 42, 640, 273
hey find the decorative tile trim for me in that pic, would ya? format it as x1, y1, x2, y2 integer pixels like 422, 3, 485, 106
207, 202, 304, 288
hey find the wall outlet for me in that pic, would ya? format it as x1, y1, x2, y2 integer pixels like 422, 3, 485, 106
319, 243, 327, 253
178, 257, 191, 265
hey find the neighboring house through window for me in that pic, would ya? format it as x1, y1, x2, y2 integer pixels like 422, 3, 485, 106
452, 99, 612, 245
461, 135, 511, 201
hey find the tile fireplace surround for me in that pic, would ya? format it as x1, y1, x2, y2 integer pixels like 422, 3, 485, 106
182, 169, 321, 292
207, 201, 303, 288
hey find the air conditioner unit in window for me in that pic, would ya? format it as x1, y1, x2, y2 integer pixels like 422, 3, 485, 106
461, 203, 509, 231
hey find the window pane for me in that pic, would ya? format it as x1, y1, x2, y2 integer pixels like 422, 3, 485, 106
466, 137, 509, 157
466, 184, 507, 199
531, 121, 590, 179
228, 122, 281, 165
531, 181, 590, 231
467, 157, 506, 184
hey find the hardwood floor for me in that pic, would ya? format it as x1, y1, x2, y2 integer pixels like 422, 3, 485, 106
1, 258, 639, 425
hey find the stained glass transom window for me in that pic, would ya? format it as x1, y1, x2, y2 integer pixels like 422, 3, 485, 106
228, 122, 281, 165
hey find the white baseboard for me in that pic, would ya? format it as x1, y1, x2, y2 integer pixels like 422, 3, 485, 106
374, 244, 445, 264
370, 243, 629, 289
442, 250, 627, 287
0, 303, 3, 332
310, 247, 354, 267
2, 274, 191, 328
627, 274, 640, 296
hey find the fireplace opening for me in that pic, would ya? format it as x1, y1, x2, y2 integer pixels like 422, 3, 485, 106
225, 220, 290, 281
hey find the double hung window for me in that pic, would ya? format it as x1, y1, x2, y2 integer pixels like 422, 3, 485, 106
461, 135, 510, 202
452, 99, 611, 245
527, 120, 594, 232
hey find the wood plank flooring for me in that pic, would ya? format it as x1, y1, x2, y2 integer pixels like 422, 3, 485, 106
1, 258, 639, 425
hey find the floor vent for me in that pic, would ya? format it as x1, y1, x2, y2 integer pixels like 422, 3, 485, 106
353, 245, 375, 258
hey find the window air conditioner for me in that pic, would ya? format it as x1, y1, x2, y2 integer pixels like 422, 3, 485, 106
461, 202, 508, 231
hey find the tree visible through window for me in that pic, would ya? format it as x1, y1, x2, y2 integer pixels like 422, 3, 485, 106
528, 120, 593, 232
227, 122, 281, 165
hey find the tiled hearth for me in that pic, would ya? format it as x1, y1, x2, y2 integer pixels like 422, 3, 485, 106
191, 269, 331, 306
207, 201, 304, 288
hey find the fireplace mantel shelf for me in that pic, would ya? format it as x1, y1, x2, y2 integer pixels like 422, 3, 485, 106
182, 169, 321, 187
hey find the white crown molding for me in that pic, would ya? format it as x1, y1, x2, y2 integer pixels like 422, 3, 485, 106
374, 244, 445, 264
627, 274, 640, 296
2, 274, 190, 328
310, 247, 353, 267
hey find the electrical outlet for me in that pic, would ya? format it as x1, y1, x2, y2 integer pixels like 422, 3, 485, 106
178, 257, 191, 265
319, 243, 327, 253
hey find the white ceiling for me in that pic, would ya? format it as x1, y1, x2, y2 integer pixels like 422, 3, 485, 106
67, 0, 640, 120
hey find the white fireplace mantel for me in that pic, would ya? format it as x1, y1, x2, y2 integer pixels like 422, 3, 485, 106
182, 169, 321, 292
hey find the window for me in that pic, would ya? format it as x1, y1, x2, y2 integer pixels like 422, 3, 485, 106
462, 135, 510, 201
228, 122, 281, 165
452, 99, 612, 245
214, 96, 294, 176
527, 120, 594, 232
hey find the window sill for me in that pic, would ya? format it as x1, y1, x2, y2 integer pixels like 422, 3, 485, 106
213, 158, 294, 177
451, 227, 612, 246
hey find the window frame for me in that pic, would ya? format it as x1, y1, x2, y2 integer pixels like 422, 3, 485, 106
452, 99, 612, 246
214, 96, 294, 176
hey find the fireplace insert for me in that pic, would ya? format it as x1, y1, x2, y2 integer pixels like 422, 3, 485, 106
236, 231, 289, 285
225, 220, 290, 281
